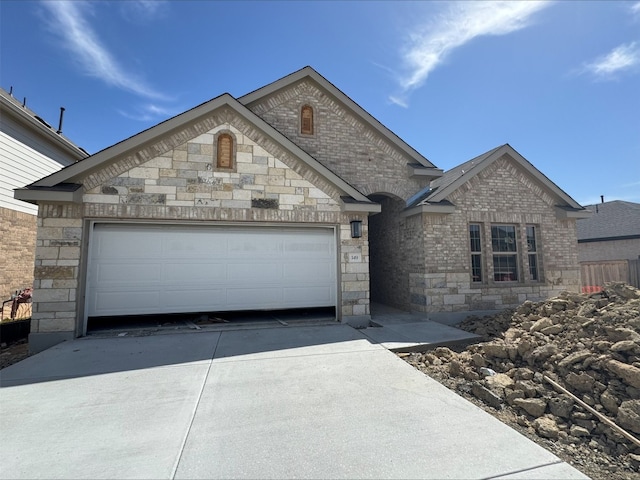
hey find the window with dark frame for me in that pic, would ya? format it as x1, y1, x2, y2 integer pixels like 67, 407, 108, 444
217, 133, 233, 169
469, 224, 483, 282
301, 105, 314, 135
526, 225, 539, 281
491, 225, 518, 282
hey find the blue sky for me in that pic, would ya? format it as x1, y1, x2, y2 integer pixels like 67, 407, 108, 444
1, 0, 639, 205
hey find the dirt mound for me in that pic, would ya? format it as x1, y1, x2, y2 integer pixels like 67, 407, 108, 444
404, 282, 640, 480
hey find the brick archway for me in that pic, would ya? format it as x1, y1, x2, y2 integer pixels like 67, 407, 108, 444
360, 182, 408, 201
367, 192, 411, 311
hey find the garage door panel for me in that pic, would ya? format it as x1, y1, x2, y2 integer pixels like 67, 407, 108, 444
225, 287, 284, 309
283, 262, 333, 282
284, 240, 332, 257
91, 290, 163, 315
94, 227, 163, 258
93, 264, 163, 285
228, 240, 282, 257
163, 288, 226, 310
163, 263, 228, 283
284, 286, 333, 305
227, 263, 283, 282
164, 233, 228, 257
88, 224, 337, 317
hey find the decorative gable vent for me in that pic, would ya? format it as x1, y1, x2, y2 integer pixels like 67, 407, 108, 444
301, 105, 314, 135
214, 130, 237, 171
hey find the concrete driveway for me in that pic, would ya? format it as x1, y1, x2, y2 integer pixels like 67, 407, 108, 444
0, 324, 588, 479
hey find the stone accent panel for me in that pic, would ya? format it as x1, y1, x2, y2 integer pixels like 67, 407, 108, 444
246, 80, 430, 201
411, 156, 581, 314
30, 204, 83, 336
340, 221, 370, 318
0, 207, 37, 296
83, 124, 342, 213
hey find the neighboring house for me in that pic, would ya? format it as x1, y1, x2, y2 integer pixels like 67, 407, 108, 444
15, 67, 589, 352
577, 200, 640, 290
0, 88, 87, 299
577, 200, 640, 262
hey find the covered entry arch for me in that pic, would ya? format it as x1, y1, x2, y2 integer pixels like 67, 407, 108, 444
367, 192, 420, 311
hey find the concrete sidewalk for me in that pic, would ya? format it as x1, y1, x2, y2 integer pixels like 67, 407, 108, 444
0, 324, 588, 479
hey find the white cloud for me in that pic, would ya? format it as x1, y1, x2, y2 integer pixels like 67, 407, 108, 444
120, 0, 169, 23
621, 180, 640, 188
118, 103, 178, 122
41, 1, 168, 100
632, 2, 640, 17
580, 42, 640, 80
390, 1, 551, 106
388, 95, 409, 109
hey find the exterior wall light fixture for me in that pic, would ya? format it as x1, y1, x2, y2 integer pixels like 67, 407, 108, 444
350, 220, 362, 239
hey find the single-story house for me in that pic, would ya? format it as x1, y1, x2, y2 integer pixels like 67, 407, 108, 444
15, 67, 589, 352
1, 87, 87, 299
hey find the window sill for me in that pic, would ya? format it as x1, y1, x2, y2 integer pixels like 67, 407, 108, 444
470, 281, 541, 288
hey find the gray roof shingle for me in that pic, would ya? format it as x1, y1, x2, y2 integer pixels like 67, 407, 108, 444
428, 144, 504, 194
577, 200, 640, 240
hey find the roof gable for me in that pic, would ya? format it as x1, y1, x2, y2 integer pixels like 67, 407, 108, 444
421, 144, 584, 210
239, 66, 439, 172
16, 92, 377, 211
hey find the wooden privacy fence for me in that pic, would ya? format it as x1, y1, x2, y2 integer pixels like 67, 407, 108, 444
631, 259, 640, 289
580, 259, 640, 293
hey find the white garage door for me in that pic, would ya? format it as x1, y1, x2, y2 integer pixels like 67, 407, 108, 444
87, 224, 337, 317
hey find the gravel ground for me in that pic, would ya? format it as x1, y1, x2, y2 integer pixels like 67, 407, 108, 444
403, 350, 638, 480
401, 283, 640, 480
0, 339, 30, 370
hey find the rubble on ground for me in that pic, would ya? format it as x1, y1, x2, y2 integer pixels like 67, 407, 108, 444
404, 282, 640, 480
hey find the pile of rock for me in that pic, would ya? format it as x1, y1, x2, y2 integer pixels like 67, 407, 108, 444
405, 282, 640, 478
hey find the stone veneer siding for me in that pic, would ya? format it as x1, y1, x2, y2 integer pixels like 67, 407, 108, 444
0, 207, 37, 296
31, 204, 83, 338
410, 156, 581, 314
31, 115, 370, 349
246, 80, 429, 201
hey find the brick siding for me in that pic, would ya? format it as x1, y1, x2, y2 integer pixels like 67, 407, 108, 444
246, 80, 429, 201
0, 207, 37, 297
410, 156, 581, 313
369, 195, 424, 310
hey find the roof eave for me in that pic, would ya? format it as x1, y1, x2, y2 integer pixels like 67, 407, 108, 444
555, 206, 592, 220
0, 93, 88, 161
341, 197, 381, 214
408, 164, 444, 180
401, 203, 456, 218
14, 184, 83, 204
578, 234, 640, 243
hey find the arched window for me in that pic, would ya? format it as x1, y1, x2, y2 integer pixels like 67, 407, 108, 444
216, 133, 233, 169
301, 105, 314, 135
